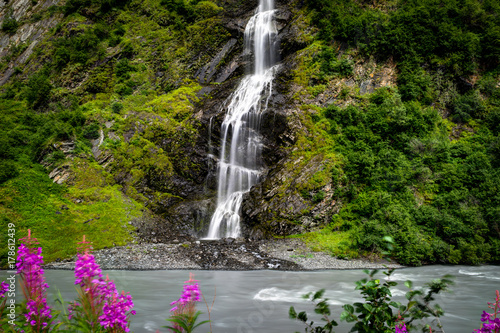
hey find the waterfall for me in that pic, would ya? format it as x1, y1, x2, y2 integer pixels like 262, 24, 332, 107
206, 0, 278, 239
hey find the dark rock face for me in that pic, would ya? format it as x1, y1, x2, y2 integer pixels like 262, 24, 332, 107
195, 38, 239, 84
241, 154, 341, 238
142, 0, 328, 238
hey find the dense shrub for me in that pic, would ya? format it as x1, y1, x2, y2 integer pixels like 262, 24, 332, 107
1, 16, 19, 34
320, 84, 500, 265
53, 28, 103, 69
306, 0, 496, 75
64, 0, 131, 16
0, 160, 19, 184
24, 72, 52, 108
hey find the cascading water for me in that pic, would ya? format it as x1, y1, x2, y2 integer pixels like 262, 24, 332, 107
206, 0, 278, 239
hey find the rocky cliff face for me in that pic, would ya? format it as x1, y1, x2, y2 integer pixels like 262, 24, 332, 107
0, 0, 396, 244
161, 0, 399, 240
0, 0, 62, 85
146, 0, 305, 239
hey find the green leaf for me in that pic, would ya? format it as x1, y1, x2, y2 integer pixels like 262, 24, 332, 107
407, 300, 417, 310
404, 280, 413, 289
340, 310, 350, 321
163, 325, 183, 333
298, 311, 308, 322
389, 301, 400, 308
289, 306, 297, 319
313, 289, 326, 300
343, 304, 355, 313
383, 236, 394, 243
363, 303, 373, 312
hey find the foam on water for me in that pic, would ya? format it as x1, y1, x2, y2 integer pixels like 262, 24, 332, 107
254, 287, 343, 305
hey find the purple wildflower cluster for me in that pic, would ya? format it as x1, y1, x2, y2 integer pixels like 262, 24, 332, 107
71, 235, 136, 332
75, 252, 102, 287
170, 273, 201, 314
0, 281, 9, 314
474, 290, 500, 333
16, 230, 52, 331
0, 281, 9, 298
395, 321, 408, 333
100, 291, 136, 332
11, 232, 136, 332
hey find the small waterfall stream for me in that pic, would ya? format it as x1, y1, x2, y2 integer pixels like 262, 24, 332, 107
206, 0, 278, 239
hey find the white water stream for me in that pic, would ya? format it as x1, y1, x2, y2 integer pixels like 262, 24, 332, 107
206, 0, 278, 239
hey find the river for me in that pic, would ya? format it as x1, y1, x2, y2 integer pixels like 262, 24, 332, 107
1, 265, 498, 332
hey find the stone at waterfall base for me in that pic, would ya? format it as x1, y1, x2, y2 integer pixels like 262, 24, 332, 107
44, 238, 403, 271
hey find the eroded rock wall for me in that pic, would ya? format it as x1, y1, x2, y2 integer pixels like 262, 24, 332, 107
0, 0, 62, 85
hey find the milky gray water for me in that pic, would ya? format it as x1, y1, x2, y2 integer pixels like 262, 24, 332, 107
2, 265, 498, 332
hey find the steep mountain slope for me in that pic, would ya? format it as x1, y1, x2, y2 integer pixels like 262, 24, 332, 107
1, 0, 499, 266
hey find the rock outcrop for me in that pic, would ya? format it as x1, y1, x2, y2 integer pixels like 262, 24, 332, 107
0, 0, 63, 85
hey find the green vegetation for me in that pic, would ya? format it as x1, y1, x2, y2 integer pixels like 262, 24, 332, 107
299, 84, 500, 265
294, 0, 500, 265
0, 0, 227, 267
1, 16, 19, 34
305, 0, 500, 75
1, 0, 499, 267
291, 267, 454, 333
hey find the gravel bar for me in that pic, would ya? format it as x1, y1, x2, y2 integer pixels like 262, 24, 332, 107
44, 238, 403, 271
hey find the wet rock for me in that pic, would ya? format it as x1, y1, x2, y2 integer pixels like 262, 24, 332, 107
241, 153, 340, 237
90, 129, 104, 159
59, 141, 75, 153
196, 38, 238, 84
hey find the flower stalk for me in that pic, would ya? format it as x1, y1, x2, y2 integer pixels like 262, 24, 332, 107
16, 229, 52, 332
165, 273, 209, 333
474, 290, 500, 333
70, 235, 135, 332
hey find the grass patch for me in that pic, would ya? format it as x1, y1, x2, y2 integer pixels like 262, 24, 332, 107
301, 229, 358, 260
0, 164, 143, 267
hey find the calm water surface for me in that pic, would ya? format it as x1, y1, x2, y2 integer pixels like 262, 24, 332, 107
2, 265, 498, 332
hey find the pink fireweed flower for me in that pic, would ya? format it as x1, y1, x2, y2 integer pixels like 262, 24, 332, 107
170, 273, 201, 318
75, 252, 102, 287
0, 281, 9, 298
170, 280, 201, 313
395, 314, 408, 333
474, 290, 500, 333
94, 275, 118, 299
395, 321, 408, 333
99, 290, 136, 332
16, 230, 52, 331
0, 281, 10, 318
71, 235, 135, 332
166, 273, 211, 333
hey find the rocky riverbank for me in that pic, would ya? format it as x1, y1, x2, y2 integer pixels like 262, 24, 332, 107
44, 238, 403, 271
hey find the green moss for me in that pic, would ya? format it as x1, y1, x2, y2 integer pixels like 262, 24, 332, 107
146, 81, 201, 120
292, 42, 323, 94
0, 164, 143, 267
301, 229, 358, 259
